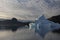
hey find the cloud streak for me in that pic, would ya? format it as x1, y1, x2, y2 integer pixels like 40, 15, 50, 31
0, 0, 60, 20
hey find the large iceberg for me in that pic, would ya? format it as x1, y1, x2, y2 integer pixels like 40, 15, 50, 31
35, 15, 60, 38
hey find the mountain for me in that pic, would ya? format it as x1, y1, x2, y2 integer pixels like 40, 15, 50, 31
48, 15, 60, 24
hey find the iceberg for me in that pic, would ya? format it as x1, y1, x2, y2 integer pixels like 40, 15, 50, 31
35, 15, 60, 38
29, 23, 35, 29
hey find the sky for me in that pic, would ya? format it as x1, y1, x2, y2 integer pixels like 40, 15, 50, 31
0, 0, 60, 20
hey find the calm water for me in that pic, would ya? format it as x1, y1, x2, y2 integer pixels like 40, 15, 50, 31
0, 28, 40, 40
0, 27, 60, 40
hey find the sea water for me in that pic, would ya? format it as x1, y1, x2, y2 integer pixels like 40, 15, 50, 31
0, 27, 41, 40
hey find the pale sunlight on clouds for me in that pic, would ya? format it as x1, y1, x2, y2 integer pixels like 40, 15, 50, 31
0, 0, 60, 20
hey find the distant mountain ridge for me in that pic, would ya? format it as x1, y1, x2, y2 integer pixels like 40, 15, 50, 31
0, 18, 34, 32
0, 19, 8, 21
48, 15, 60, 24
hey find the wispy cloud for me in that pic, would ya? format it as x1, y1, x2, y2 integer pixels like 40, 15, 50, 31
0, 0, 60, 20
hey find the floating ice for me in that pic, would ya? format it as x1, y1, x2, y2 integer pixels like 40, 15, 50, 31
35, 15, 60, 38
